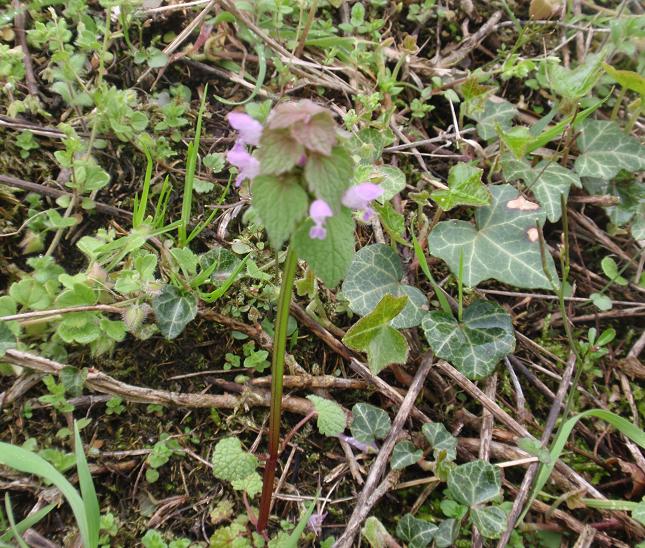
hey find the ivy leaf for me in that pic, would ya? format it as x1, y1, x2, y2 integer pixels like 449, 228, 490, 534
212, 437, 259, 499
431, 163, 491, 211
306, 395, 347, 437
362, 516, 397, 548
502, 155, 582, 222
370, 165, 407, 202
422, 300, 515, 380
152, 285, 198, 340
0, 322, 17, 357
471, 506, 507, 539
422, 423, 458, 461
350, 403, 391, 444
434, 519, 460, 548
304, 146, 354, 210
428, 184, 556, 289
199, 247, 242, 284
342, 244, 428, 328
447, 460, 501, 506
342, 294, 409, 375
396, 514, 438, 548
391, 441, 423, 470
574, 120, 645, 179
252, 174, 309, 250
468, 99, 518, 141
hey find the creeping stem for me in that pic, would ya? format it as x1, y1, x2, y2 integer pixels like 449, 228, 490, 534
257, 244, 298, 533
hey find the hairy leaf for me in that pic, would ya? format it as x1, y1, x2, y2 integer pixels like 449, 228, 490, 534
306, 395, 347, 437
304, 146, 354, 210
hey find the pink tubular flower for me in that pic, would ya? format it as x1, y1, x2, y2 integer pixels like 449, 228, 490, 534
226, 112, 263, 146
341, 183, 384, 221
226, 141, 260, 187
309, 199, 333, 240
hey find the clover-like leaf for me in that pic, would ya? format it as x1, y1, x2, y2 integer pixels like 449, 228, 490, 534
447, 460, 501, 506
422, 423, 458, 461
342, 244, 428, 328
342, 294, 409, 375
471, 506, 507, 539
428, 184, 557, 289
431, 163, 491, 211
396, 514, 438, 548
351, 403, 391, 444
9, 278, 51, 310
422, 300, 515, 380
502, 155, 582, 222
304, 146, 353, 210
391, 441, 423, 470
0, 322, 16, 357
468, 99, 518, 141
212, 437, 260, 498
575, 120, 645, 180
252, 174, 309, 250
152, 285, 198, 340
434, 519, 460, 548
306, 395, 347, 437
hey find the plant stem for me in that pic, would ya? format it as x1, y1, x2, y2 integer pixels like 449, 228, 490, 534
256, 244, 298, 533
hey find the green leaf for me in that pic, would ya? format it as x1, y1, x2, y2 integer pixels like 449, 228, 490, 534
252, 174, 309, 250
304, 146, 354, 210
55, 283, 97, 307
9, 279, 51, 310
293, 207, 355, 287
502, 155, 582, 222
601, 256, 628, 286
391, 441, 422, 470
499, 126, 532, 158
212, 437, 258, 491
422, 300, 515, 380
633, 502, 645, 526
370, 165, 406, 202
257, 129, 304, 175
574, 120, 645, 179
422, 423, 458, 461
471, 506, 507, 539
447, 460, 501, 506
152, 285, 198, 340
342, 244, 428, 328
350, 403, 391, 444
590, 292, 612, 311
362, 516, 397, 548
434, 519, 459, 548
231, 472, 262, 498
543, 52, 604, 100
468, 99, 518, 141
306, 395, 347, 437
396, 514, 438, 548
603, 63, 645, 96
428, 184, 556, 289
431, 163, 491, 211
0, 322, 17, 357
342, 294, 409, 375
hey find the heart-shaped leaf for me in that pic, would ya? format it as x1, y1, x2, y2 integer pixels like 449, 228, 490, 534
342, 244, 428, 328
304, 146, 354, 210
371, 165, 406, 202
428, 184, 556, 289
431, 163, 491, 211
396, 514, 437, 548
422, 300, 515, 380
391, 441, 423, 470
306, 395, 346, 437
351, 403, 391, 444
447, 460, 501, 506
471, 506, 507, 539
422, 423, 458, 461
468, 99, 518, 141
152, 285, 198, 340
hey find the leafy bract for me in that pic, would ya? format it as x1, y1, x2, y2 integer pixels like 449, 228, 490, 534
396, 514, 437, 548
447, 460, 501, 506
152, 285, 198, 340
422, 423, 458, 461
471, 506, 507, 539
342, 244, 428, 328
428, 184, 556, 289
575, 120, 645, 179
306, 395, 347, 437
342, 294, 409, 375
422, 300, 515, 380
391, 441, 422, 470
350, 403, 391, 444
431, 163, 491, 211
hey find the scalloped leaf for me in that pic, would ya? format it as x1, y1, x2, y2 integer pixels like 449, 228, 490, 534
351, 403, 391, 444
447, 460, 501, 506
306, 395, 347, 437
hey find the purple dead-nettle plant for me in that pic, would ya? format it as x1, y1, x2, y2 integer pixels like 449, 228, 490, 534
308, 199, 333, 240
342, 182, 384, 221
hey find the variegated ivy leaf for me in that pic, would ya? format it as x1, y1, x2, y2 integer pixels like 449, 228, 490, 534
501, 154, 582, 222
351, 403, 391, 444
152, 285, 198, 340
471, 506, 507, 539
371, 165, 406, 202
422, 300, 515, 380
396, 514, 438, 548
434, 519, 460, 548
574, 120, 645, 180
422, 423, 457, 461
306, 395, 346, 437
391, 441, 423, 470
342, 244, 428, 328
428, 184, 557, 289
447, 460, 501, 506
468, 98, 518, 141
431, 162, 491, 211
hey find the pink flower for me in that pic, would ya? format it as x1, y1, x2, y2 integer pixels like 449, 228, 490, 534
226, 112, 263, 146
341, 183, 384, 221
309, 199, 333, 240
226, 141, 260, 187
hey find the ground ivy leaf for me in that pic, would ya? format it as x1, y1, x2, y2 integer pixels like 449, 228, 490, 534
252, 174, 309, 250
342, 244, 428, 328
434, 519, 460, 548
447, 460, 501, 506
422, 423, 458, 461
468, 99, 518, 141
152, 285, 198, 340
391, 441, 422, 470
200, 247, 242, 284
428, 184, 556, 289
342, 294, 409, 374
212, 437, 258, 483
350, 403, 391, 444
431, 163, 491, 211
396, 514, 438, 548
422, 300, 515, 380
293, 207, 355, 287
502, 155, 582, 222
471, 506, 507, 539
574, 120, 645, 179
306, 395, 347, 437
305, 145, 354, 210
257, 129, 304, 175
0, 322, 17, 357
